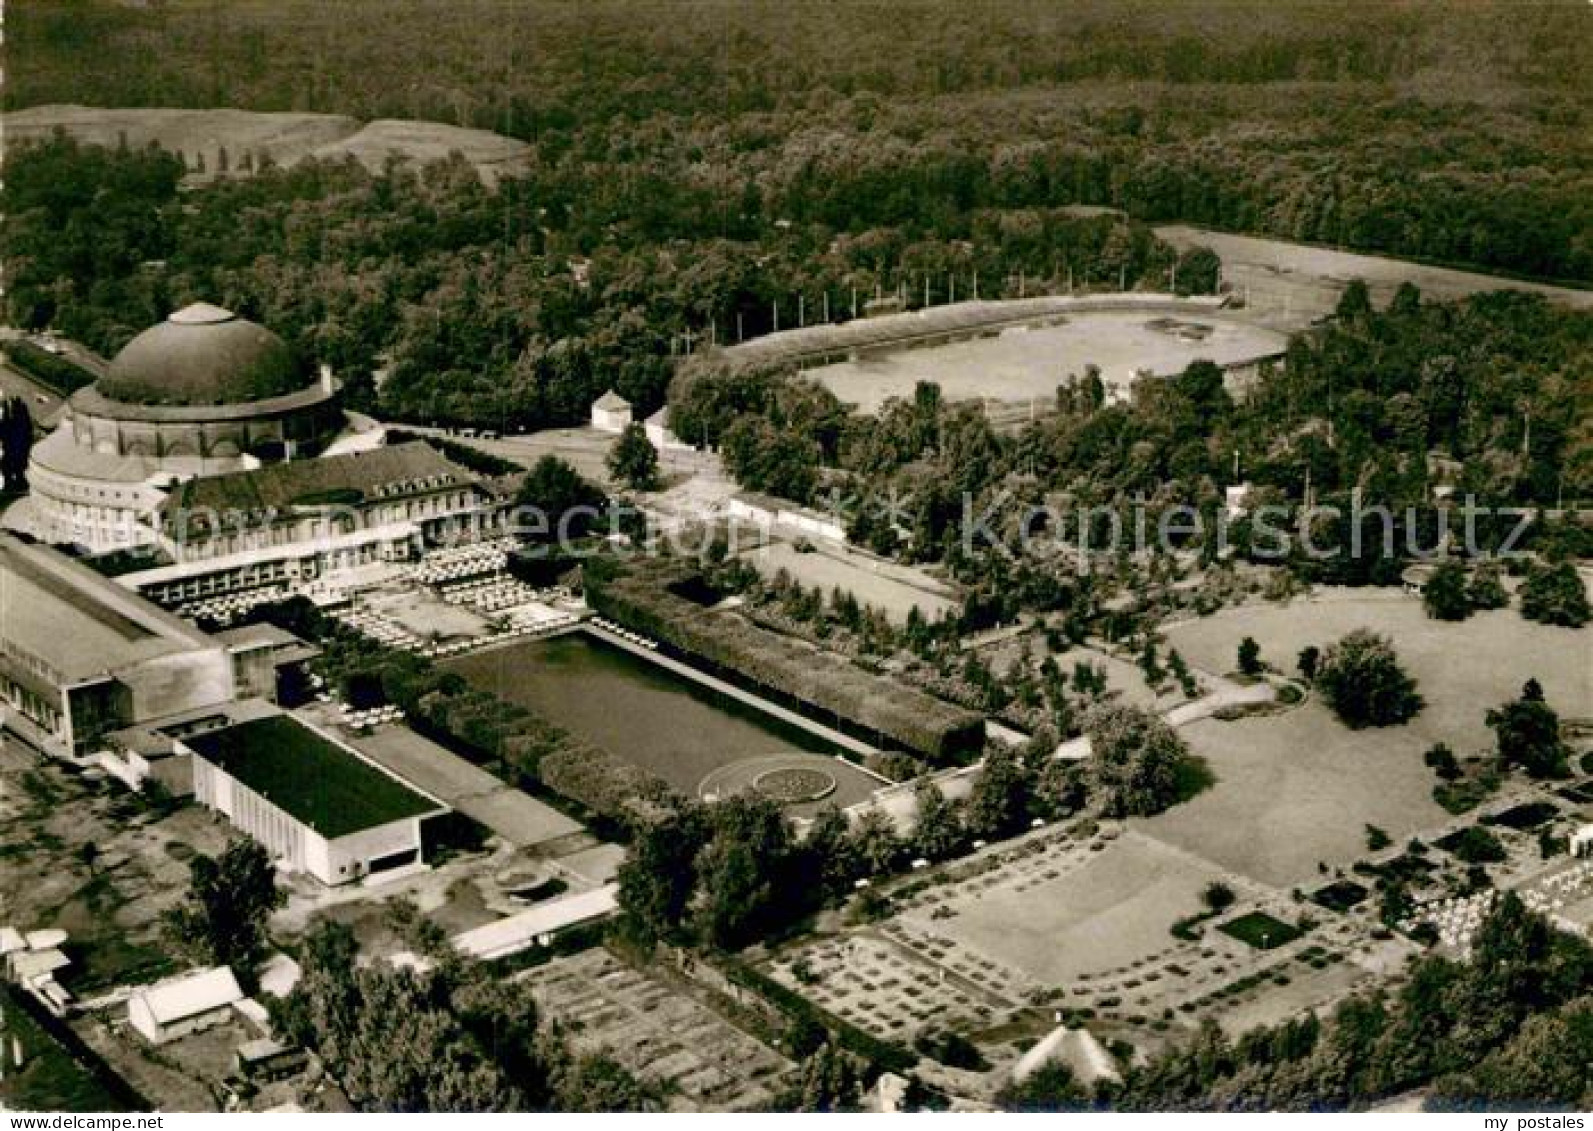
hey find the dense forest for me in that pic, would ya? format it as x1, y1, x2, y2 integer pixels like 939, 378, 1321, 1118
0, 133, 1185, 431
8, 0, 1592, 282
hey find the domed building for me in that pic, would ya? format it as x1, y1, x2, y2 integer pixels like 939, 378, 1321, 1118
24, 303, 354, 550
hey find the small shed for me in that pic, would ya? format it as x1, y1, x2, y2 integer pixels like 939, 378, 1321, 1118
590, 390, 632, 434
127, 966, 244, 1045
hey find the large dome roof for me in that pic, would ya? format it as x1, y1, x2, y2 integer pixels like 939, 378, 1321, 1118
97, 303, 302, 407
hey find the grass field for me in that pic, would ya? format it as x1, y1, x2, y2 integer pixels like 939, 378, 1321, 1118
1143, 588, 1592, 886
2, 105, 533, 185
1157, 225, 1593, 332
740, 540, 956, 624
0, 741, 232, 996
805, 310, 1286, 413
0, 986, 141, 1113
1218, 911, 1302, 950
1161, 589, 1592, 751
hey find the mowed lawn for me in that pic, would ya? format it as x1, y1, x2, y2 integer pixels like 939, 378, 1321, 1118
1162, 589, 1591, 751
1144, 589, 1592, 886
903, 835, 1229, 985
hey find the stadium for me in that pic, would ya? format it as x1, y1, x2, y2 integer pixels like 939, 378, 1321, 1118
717, 293, 1290, 420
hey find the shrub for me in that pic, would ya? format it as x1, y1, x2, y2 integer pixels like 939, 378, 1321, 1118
2, 339, 96, 395
1519, 561, 1590, 628
1421, 561, 1472, 621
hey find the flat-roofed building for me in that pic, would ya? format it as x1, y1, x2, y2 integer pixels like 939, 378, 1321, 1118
182, 712, 446, 886
214, 623, 320, 705
0, 533, 236, 758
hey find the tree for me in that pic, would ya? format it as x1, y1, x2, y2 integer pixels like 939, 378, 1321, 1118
779, 1041, 865, 1112
1173, 246, 1221, 296
999, 1061, 1087, 1111
911, 778, 965, 861
964, 745, 1031, 840
1314, 629, 1423, 728
606, 421, 661, 491
1237, 636, 1262, 676
1202, 881, 1236, 913
802, 803, 860, 901
1421, 561, 1472, 621
848, 807, 903, 876
1465, 563, 1509, 611
1422, 742, 1461, 781
1336, 278, 1372, 320
162, 838, 284, 985
616, 803, 707, 946
1083, 702, 1197, 817
692, 795, 799, 950
273, 919, 561, 1111
1296, 645, 1321, 683
1365, 824, 1392, 851
550, 1052, 665, 1112
1486, 678, 1569, 778
1519, 561, 1590, 628
514, 455, 607, 544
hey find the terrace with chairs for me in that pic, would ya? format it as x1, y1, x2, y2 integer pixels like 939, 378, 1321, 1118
175, 584, 290, 626
411, 538, 516, 586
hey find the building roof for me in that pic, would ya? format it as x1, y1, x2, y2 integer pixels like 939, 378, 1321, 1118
592, 390, 630, 412
131, 966, 243, 1025
158, 441, 477, 528
214, 623, 321, 664
452, 884, 619, 960
185, 713, 441, 839
0, 533, 217, 682
1012, 1025, 1121, 1087
24, 928, 68, 951
98, 304, 307, 408
10, 948, 70, 980
645, 406, 670, 427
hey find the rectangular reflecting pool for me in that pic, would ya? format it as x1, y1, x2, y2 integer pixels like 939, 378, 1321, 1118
443, 632, 883, 814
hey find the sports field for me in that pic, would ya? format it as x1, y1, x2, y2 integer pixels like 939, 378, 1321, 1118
806, 311, 1286, 413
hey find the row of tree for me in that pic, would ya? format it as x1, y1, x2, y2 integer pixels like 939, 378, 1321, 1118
618, 701, 1200, 952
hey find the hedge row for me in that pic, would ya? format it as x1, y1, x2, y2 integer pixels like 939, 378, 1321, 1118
3, 339, 97, 396
585, 561, 985, 760
720, 958, 916, 1076
539, 742, 675, 824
